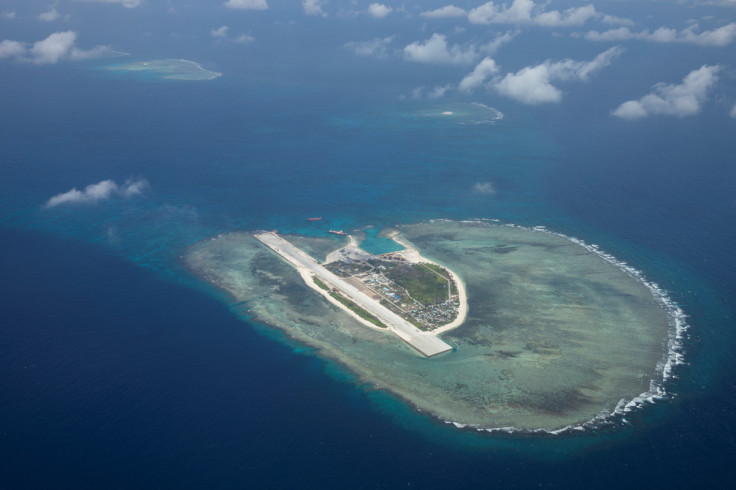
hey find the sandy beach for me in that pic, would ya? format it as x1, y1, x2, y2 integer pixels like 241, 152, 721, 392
384, 231, 468, 336
189, 222, 674, 429
297, 268, 389, 333
265, 230, 468, 336
324, 231, 468, 335
254, 231, 453, 356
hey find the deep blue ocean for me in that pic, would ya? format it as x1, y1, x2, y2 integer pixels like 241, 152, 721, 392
1, 57, 735, 489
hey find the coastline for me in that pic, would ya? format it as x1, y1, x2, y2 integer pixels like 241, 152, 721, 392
297, 267, 389, 333
323, 230, 468, 336
185, 221, 677, 431
254, 231, 454, 356
384, 231, 468, 336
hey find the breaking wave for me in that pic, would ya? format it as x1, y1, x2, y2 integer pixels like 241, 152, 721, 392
423, 102, 503, 125
430, 218, 689, 435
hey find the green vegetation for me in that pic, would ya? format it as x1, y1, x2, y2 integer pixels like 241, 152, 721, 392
312, 276, 386, 328
325, 261, 373, 277
406, 315, 426, 330
329, 292, 387, 329
385, 263, 450, 305
423, 263, 458, 296
319, 257, 458, 330
312, 276, 330, 291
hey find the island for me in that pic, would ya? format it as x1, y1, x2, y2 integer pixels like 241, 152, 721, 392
254, 231, 466, 357
104, 59, 222, 81
184, 220, 678, 432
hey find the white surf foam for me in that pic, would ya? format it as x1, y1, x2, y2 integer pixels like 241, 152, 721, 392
423, 218, 689, 435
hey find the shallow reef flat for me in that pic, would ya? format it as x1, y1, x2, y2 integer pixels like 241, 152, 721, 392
105, 59, 222, 81
184, 221, 672, 431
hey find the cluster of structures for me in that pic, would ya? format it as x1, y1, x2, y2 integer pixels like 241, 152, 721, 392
325, 255, 459, 331
409, 296, 460, 328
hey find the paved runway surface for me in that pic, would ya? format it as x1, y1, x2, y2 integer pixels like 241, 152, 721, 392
254, 232, 453, 357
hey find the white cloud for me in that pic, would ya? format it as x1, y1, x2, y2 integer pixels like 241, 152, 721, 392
409, 84, 454, 99
585, 22, 736, 46
0, 40, 25, 59
459, 57, 499, 92
428, 84, 453, 98
2, 11, 16, 19
544, 45, 624, 82
45, 179, 148, 208
480, 30, 517, 55
208, 25, 255, 43
425, 83, 452, 99
31, 31, 78, 64
730, 103, 736, 119
534, 4, 597, 27
367, 3, 392, 18
344, 36, 395, 58
468, 1, 519, 25
612, 65, 721, 120
119, 179, 148, 196
472, 181, 496, 194
491, 46, 623, 104
468, 0, 597, 27
211, 26, 229, 38
75, 0, 143, 7
687, 0, 736, 5
224, 0, 268, 10
1, 31, 115, 64
39, 7, 61, 22
303, 0, 327, 17
234, 33, 255, 43
69, 44, 115, 60
404, 33, 478, 65
585, 27, 638, 42
601, 14, 634, 27
493, 64, 562, 104
420, 5, 466, 19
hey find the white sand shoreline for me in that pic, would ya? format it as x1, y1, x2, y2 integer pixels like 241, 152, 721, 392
191, 221, 676, 430
384, 231, 467, 336
322, 230, 468, 336
255, 231, 453, 356
297, 268, 389, 333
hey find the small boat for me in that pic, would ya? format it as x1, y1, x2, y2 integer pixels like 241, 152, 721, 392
328, 229, 348, 236
306, 217, 323, 222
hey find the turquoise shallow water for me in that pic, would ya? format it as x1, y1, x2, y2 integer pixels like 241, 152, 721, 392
354, 226, 404, 255
103, 59, 223, 81
1, 59, 735, 486
184, 221, 677, 431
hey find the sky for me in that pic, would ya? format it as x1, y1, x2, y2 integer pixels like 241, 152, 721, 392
1, 1, 736, 120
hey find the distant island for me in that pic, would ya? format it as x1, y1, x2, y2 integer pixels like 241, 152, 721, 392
104, 59, 222, 81
185, 220, 677, 432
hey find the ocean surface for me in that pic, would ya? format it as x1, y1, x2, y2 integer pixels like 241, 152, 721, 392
1, 60, 735, 488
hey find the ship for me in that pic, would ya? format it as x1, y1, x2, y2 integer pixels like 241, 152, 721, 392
328, 229, 348, 236
306, 217, 323, 221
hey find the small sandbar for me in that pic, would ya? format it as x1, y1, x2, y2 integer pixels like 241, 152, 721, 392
417, 102, 503, 124
184, 221, 676, 432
